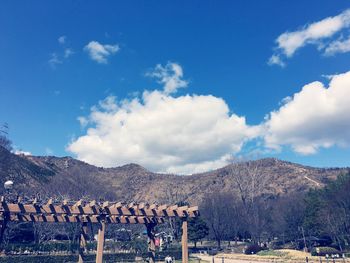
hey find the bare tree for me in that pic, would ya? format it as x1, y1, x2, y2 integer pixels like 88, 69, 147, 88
228, 158, 271, 243
32, 222, 64, 244
201, 192, 236, 248
270, 193, 305, 243
0, 123, 12, 151
158, 185, 188, 240
44, 171, 117, 200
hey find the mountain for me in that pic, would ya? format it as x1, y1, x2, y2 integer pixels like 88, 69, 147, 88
0, 146, 348, 204
0, 146, 54, 190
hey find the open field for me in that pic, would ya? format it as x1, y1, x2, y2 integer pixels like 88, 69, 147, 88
196, 249, 350, 263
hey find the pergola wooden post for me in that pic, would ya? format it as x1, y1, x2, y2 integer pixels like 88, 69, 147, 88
96, 221, 106, 263
182, 218, 189, 263
146, 223, 156, 263
78, 222, 88, 263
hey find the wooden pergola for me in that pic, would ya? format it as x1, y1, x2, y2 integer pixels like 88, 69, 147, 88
0, 197, 199, 263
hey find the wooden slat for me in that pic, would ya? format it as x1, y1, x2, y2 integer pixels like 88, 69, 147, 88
74, 200, 83, 207
1, 200, 199, 219
2, 204, 198, 217
9, 214, 166, 224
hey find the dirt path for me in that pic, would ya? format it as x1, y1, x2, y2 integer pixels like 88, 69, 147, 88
196, 255, 272, 263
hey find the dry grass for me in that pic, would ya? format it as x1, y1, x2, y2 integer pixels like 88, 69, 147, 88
175, 259, 209, 263
279, 249, 314, 259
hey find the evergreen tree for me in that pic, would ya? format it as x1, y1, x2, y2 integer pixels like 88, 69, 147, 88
188, 217, 209, 248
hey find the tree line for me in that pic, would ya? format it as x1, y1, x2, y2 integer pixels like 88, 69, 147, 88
200, 169, 350, 251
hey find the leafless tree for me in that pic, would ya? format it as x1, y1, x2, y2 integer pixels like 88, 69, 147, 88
201, 192, 236, 248
159, 185, 188, 240
44, 171, 117, 200
0, 123, 12, 151
228, 157, 271, 243
32, 222, 65, 244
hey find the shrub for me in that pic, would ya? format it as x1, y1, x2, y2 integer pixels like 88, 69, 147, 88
269, 240, 284, 249
244, 244, 265, 255
311, 246, 341, 257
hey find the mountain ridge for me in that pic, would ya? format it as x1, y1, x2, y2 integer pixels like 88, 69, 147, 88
0, 146, 349, 204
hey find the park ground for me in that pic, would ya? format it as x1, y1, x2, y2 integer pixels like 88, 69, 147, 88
193, 249, 350, 263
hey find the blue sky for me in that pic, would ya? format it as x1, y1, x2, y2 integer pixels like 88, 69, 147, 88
1, 1, 350, 173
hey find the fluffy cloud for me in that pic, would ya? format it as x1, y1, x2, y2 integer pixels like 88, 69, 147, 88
324, 36, 350, 55
84, 41, 120, 64
146, 63, 188, 94
67, 62, 259, 174
264, 70, 350, 154
67, 60, 350, 172
269, 9, 350, 66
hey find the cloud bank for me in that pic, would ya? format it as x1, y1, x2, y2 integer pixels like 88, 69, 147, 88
68, 62, 350, 173
68, 62, 259, 174
269, 9, 350, 66
264, 71, 350, 154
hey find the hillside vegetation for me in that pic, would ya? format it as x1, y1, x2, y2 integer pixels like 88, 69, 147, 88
0, 146, 348, 204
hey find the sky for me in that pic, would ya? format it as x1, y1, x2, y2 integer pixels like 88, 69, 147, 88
1, 1, 350, 174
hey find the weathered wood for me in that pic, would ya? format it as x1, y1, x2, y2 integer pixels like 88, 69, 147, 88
146, 223, 156, 263
96, 221, 105, 263
9, 214, 166, 224
182, 219, 189, 263
1, 202, 199, 218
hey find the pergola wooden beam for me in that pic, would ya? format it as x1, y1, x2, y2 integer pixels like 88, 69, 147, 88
9, 214, 166, 224
0, 200, 199, 218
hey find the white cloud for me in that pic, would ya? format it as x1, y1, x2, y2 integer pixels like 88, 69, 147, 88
269, 9, 350, 66
67, 63, 259, 174
14, 150, 32, 156
268, 55, 285, 67
49, 37, 74, 68
324, 36, 350, 55
48, 53, 62, 68
58, 36, 66, 44
77, 116, 88, 128
263, 70, 350, 154
84, 41, 120, 64
67, 61, 350, 172
146, 62, 188, 94
64, 48, 74, 58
